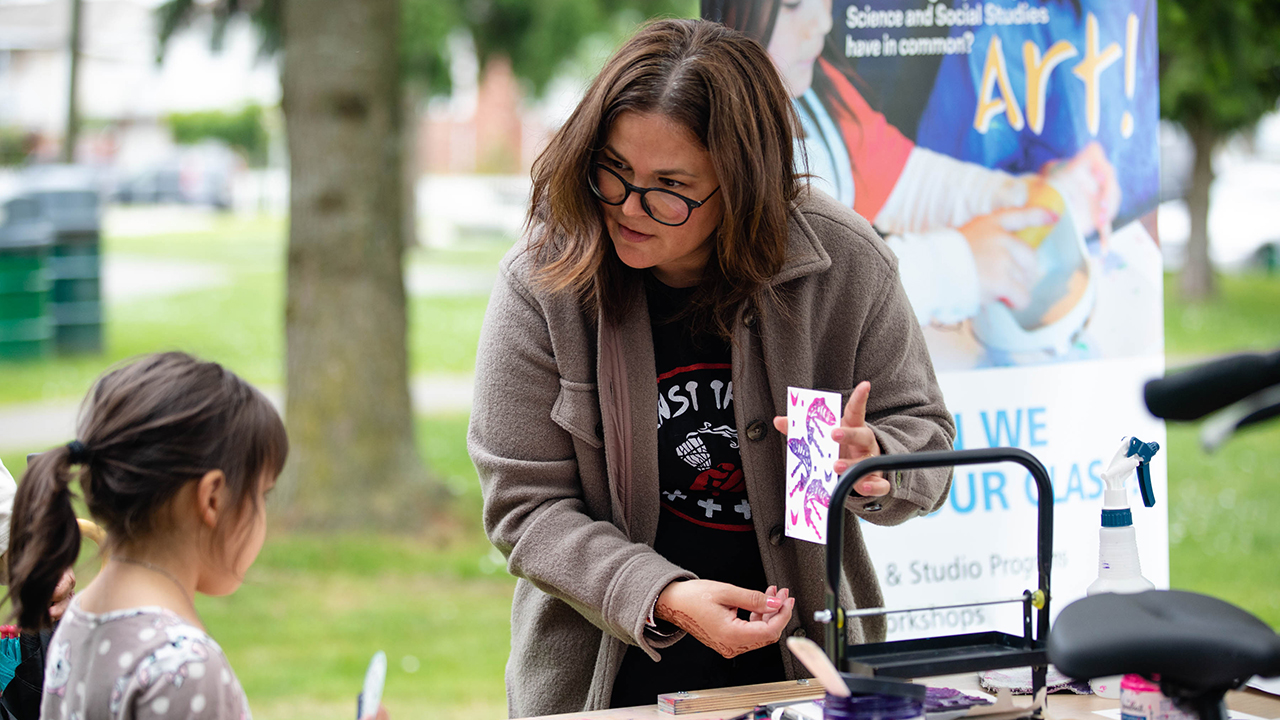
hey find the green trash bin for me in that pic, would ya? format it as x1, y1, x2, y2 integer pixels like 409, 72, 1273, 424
25, 172, 103, 354
49, 241, 102, 352
0, 196, 55, 361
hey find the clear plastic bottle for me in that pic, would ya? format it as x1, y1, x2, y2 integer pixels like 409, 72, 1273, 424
1087, 517, 1155, 596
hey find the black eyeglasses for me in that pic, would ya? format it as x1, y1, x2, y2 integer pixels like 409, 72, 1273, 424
589, 163, 720, 227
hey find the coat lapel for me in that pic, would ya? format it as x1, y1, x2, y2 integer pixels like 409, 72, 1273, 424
597, 280, 660, 543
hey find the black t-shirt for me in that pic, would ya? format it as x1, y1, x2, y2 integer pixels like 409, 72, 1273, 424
610, 274, 785, 708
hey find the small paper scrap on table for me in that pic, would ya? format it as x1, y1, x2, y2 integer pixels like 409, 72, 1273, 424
785, 386, 842, 544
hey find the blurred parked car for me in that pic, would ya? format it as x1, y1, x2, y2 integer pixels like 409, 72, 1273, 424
111, 142, 236, 209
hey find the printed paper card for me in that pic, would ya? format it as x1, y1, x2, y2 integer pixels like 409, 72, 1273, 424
785, 386, 842, 544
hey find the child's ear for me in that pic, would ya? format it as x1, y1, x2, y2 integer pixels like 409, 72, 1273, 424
195, 470, 228, 529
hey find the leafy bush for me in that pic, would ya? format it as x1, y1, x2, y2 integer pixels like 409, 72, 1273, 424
0, 126, 32, 166
166, 104, 270, 167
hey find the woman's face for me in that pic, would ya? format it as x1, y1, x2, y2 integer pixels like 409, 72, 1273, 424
766, 0, 833, 97
597, 111, 724, 288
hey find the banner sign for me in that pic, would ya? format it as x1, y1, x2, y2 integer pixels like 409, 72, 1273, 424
703, 0, 1166, 639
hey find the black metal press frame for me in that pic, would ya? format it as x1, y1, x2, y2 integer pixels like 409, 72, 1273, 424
822, 447, 1055, 695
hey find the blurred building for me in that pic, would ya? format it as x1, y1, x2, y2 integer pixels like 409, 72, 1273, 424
0, 0, 278, 167
2, 1, 543, 212
419, 34, 546, 175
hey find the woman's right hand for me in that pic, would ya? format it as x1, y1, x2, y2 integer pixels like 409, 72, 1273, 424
957, 207, 1056, 310
655, 579, 794, 658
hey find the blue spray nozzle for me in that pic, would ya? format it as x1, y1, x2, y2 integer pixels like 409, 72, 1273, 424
1126, 436, 1160, 508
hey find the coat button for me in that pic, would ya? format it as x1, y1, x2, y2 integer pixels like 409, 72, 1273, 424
595, 421, 604, 440
743, 309, 758, 328
746, 420, 767, 441
792, 628, 806, 638
769, 524, 785, 546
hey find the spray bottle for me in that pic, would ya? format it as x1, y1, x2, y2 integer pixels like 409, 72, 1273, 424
1087, 436, 1160, 697
1088, 436, 1159, 595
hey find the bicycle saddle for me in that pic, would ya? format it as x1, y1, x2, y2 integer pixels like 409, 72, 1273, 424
1048, 589, 1280, 690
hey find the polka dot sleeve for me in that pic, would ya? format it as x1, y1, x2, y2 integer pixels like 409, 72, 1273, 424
117, 632, 251, 720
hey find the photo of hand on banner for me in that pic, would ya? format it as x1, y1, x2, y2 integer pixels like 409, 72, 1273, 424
709, 0, 1157, 367
1038, 141, 1123, 250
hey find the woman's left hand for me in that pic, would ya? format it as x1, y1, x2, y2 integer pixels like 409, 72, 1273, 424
749, 585, 790, 623
655, 579, 794, 658
774, 380, 889, 497
49, 567, 76, 622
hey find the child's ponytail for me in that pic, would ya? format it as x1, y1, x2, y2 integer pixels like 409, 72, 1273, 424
6, 443, 84, 630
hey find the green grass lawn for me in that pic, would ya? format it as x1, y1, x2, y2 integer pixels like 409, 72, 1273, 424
1159, 274, 1280, 628
0, 213, 497, 406
1164, 271, 1280, 359
1166, 419, 1280, 627
1160, 275, 1280, 628
2, 212, 1279, 717
1167, 271, 1274, 625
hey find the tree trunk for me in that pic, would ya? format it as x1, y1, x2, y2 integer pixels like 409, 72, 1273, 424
278, 0, 439, 529
1180, 123, 1218, 301
61, 0, 83, 163
402, 85, 422, 248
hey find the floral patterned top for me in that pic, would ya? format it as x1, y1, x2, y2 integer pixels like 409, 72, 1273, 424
41, 597, 251, 720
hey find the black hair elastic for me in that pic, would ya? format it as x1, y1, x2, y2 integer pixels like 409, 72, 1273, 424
66, 440, 90, 465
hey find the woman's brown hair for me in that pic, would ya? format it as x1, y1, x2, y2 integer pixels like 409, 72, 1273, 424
527, 17, 803, 338
5, 352, 288, 630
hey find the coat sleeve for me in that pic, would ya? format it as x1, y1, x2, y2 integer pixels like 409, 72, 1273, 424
845, 233, 957, 526
468, 262, 694, 656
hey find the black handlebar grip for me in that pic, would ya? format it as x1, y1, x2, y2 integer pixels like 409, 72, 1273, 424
1144, 349, 1280, 421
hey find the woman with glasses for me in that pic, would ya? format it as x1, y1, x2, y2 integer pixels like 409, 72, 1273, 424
469, 18, 954, 716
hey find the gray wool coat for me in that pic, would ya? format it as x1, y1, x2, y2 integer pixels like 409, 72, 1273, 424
468, 190, 956, 718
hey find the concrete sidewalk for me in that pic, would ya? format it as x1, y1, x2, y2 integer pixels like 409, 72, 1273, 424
0, 374, 473, 453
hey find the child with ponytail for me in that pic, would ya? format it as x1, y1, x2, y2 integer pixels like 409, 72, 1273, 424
5, 352, 385, 720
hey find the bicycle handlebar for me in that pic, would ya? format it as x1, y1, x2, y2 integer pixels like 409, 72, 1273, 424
1144, 349, 1280, 421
